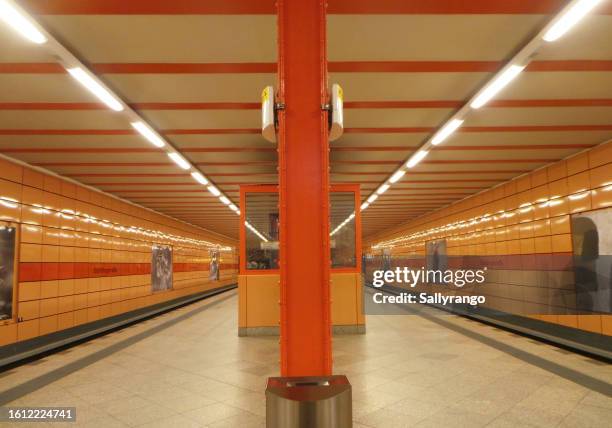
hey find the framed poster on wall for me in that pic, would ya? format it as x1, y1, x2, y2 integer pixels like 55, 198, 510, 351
0, 225, 16, 320
151, 245, 173, 292
571, 207, 612, 314
209, 249, 220, 281
426, 239, 448, 285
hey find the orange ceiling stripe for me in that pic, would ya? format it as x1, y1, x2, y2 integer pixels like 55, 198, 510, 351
114, 190, 239, 193
359, 179, 498, 183
333, 159, 556, 165
424, 159, 557, 164
0, 145, 585, 153
135, 102, 259, 109
33, 161, 275, 167
170, 129, 261, 134
75, 172, 373, 178
330, 61, 498, 72
344, 125, 612, 134
346, 99, 612, 108
0, 129, 260, 135
333, 144, 593, 152
197, 161, 275, 166
490, 99, 612, 108
463, 125, 612, 132
399, 170, 528, 174
3, 99, 610, 110
22, 0, 276, 14
88, 182, 259, 186
3, 61, 612, 74
328, 0, 577, 14
33, 162, 170, 166
64, 173, 189, 177
0, 147, 275, 153
345, 101, 461, 109
331, 60, 612, 73
24, 0, 612, 15
0, 102, 260, 110
128, 196, 236, 200
93, 63, 276, 74
331, 170, 528, 175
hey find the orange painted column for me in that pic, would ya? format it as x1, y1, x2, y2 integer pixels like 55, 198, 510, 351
277, 0, 332, 376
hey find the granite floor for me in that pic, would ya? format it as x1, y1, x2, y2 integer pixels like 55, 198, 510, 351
0, 289, 610, 427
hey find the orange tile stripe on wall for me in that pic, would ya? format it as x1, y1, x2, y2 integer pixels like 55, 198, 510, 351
0, 156, 238, 347
366, 141, 612, 336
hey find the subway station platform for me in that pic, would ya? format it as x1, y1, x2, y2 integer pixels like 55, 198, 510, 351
1, 1, 612, 427
1, 289, 610, 427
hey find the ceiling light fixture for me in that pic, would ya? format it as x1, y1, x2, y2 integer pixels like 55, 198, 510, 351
377, 184, 390, 195
220, 196, 230, 205
367, 194, 378, 203
191, 171, 208, 185
208, 186, 221, 197
0, 0, 46, 44
131, 121, 165, 148
544, 0, 602, 42
406, 150, 429, 168
389, 169, 406, 184
66, 67, 123, 111
470, 65, 525, 109
167, 152, 190, 170
431, 118, 464, 145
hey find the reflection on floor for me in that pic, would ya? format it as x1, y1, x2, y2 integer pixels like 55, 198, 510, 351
0, 290, 611, 427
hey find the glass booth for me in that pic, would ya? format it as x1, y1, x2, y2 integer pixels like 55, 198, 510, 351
238, 184, 364, 336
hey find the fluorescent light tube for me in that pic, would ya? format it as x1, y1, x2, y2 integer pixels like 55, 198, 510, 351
0, 0, 46, 44
66, 67, 123, 111
131, 121, 165, 148
389, 169, 406, 183
360, 202, 369, 210
377, 184, 390, 195
167, 152, 190, 170
431, 118, 464, 145
229, 204, 238, 212
471, 65, 525, 109
208, 185, 221, 196
544, 0, 602, 42
406, 150, 429, 168
191, 171, 208, 185
219, 196, 230, 205
367, 194, 378, 203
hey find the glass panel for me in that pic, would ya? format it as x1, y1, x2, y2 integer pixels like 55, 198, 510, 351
330, 192, 356, 268
0, 225, 16, 320
245, 192, 279, 270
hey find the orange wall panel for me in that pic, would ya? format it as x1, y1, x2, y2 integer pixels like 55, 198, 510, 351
367, 141, 612, 336
0, 156, 238, 348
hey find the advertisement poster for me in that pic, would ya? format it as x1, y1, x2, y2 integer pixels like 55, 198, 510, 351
151, 245, 173, 292
426, 239, 448, 284
571, 207, 612, 313
209, 249, 220, 281
0, 226, 15, 320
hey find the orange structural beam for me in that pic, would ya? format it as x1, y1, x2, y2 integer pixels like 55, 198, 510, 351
277, 0, 332, 376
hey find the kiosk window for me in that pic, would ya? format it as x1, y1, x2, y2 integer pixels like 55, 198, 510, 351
331, 192, 356, 268
245, 192, 279, 270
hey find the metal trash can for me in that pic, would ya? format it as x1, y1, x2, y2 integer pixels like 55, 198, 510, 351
266, 375, 352, 428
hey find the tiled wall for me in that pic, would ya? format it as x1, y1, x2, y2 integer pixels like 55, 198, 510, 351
0, 157, 237, 347
366, 141, 612, 336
